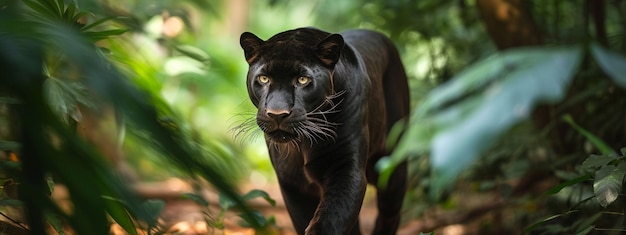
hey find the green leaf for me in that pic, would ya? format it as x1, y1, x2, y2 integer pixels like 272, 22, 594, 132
524, 214, 564, 233
71, 11, 90, 25
0, 160, 20, 170
0, 97, 20, 104
38, 0, 62, 16
218, 193, 235, 210
140, 199, 165, 227
43, 78, 70, 121
575, 226, 594, 235
43, 77, 91, 123
182, 193, 209, 207
377, 117, 434, 187
81, 16, 119, 31
218, 190, 275, 211
546, 174, 590, 195
175, 45, 211, 63
237, 210, 268, 228
581, 154, 615, 171
22, 0, 58, 19
164, 56, 207, 76
384, 46, 583, 198
591, 43, 626, 88
83, 29, 129, 41
563, 114, 616, 155
0, 141, 21, 151
574, 213, 601, 235
242, 189, 276, 207
103, 196, 138, 235
593, 161, 626, 207
46, 212, 65, 235
46, 175, 54, 195
62, 2, 76, 22
54, 0, 64, 16
0, 199, 24, 206
524, 211, 578, 233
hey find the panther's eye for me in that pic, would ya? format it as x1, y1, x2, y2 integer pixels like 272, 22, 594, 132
258, 75, 270, 84
297, 76, 310, 85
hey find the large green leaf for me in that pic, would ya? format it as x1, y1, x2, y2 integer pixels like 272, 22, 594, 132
380, 46, 583, 197
593, 161, 626, 207
591, 43, 626, 88
582, 154, 616, 170
42, 77, 91, 123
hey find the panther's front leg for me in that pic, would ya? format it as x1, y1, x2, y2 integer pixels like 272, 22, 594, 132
304, 157, 367, 235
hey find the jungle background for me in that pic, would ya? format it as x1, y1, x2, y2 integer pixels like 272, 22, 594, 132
1, 0, 625, 234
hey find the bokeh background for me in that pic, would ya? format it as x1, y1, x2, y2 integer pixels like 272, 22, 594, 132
1, 0, 626, 234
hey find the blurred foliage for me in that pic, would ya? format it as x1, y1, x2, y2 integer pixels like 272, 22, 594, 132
381, 45, 584, 195
370, 0, 626, 234
524, 123, 626, 234
0, 0, 265, 234
183, 189, 279, 233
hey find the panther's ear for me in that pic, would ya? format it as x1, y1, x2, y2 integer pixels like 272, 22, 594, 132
315, 34, 344, 68
240, 32, 264, 64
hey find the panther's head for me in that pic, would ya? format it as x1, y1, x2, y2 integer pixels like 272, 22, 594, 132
240, 28, 345, 144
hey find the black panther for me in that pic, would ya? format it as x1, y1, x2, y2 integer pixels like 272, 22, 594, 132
239, 28, 410, 235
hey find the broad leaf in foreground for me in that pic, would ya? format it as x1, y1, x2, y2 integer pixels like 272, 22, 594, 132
591, 43, 626, 88
379, 46, 583, 197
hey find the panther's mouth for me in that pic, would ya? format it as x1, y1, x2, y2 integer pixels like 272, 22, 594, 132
266, 130, 298, 143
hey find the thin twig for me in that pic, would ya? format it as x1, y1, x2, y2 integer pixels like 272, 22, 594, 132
0, 211, 29, 231
601, 211, 625, 216
595, 227, 626, 232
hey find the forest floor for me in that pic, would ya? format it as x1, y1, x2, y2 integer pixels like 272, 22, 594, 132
95, 177, 509, 235
0, 174, 547, 235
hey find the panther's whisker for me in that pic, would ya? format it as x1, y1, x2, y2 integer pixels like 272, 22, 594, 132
301, 120, 337, 143
295, 91, 344, 143
310, 90, 345, 113
305, 117, 340, 126
229, 113, 265, 146
297, 127, 316, 147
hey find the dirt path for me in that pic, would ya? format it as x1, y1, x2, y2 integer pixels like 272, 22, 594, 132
45, 177, 500, 234
125, 178, 427, 235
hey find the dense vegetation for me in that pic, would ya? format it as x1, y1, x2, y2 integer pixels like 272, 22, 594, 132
0, 0, 625, 234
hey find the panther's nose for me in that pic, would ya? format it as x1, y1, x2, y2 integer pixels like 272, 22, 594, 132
266, 109, 291, 123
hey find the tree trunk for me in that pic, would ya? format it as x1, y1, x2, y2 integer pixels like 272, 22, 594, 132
477, 0, 571, 151
476, 0, 542, 50
223, 0, 250, 38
